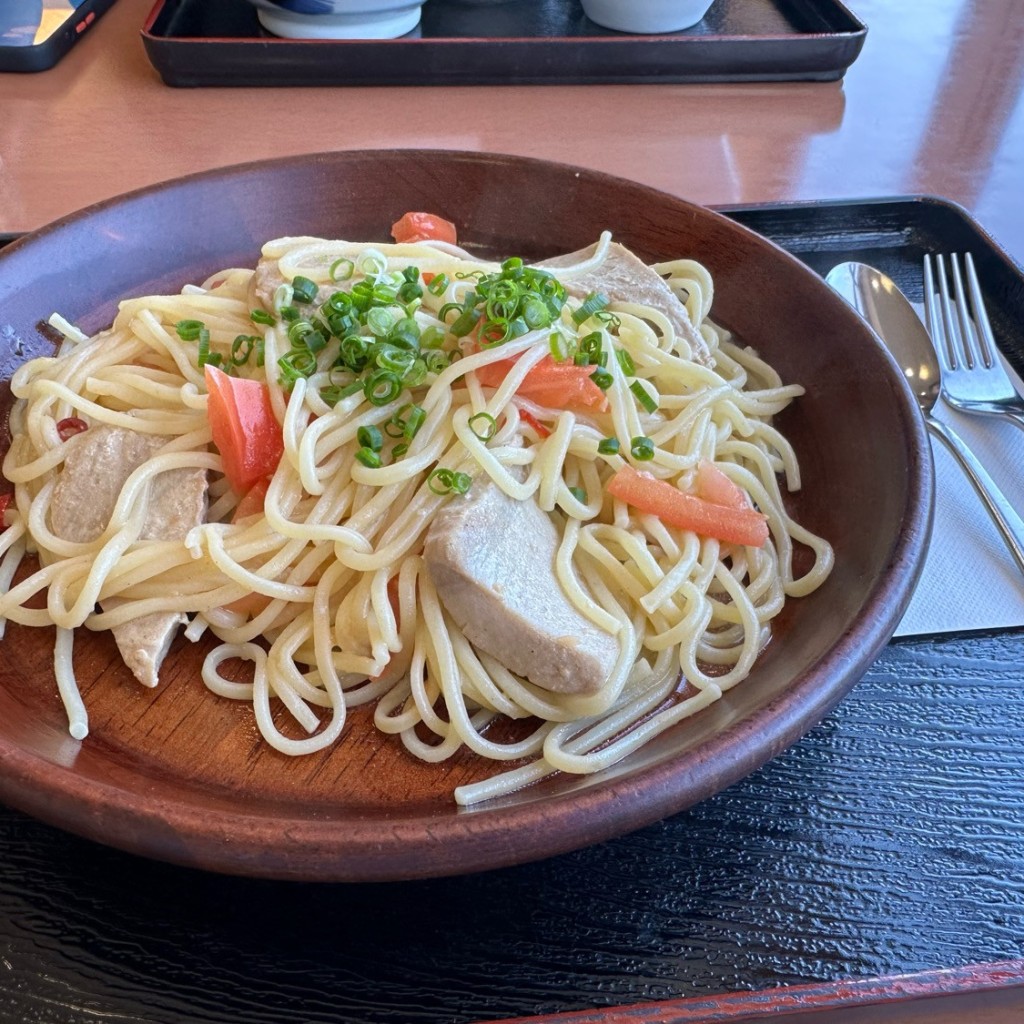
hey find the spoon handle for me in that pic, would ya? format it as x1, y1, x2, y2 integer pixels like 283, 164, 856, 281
926, 415, 1024, 575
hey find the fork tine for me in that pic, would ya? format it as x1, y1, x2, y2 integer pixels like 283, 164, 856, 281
963, 251, 998, 367
950, 252, 993, 370
935, 253, 973, 369
923, 253, 957, 371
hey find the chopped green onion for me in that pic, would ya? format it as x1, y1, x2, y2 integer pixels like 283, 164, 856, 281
250, 309, 275, 326
428, 468, 471, 496
468, 411, 497, 441
280, 306, 300, 323
291, 276, 319, 304
340, 334, 370, 371
363, 369, 402, 406
630, 379, 658, 414
449, 308, 480, 338
571, 291, 609, 326
404, 358, 428, 388
427, 273, 449, 296
568, 486, 587, 503
398, 281, 423, 303
403, 404, 426, 439
549, 330, 571, 362
355, 447, 382, 469
231, 335, 258, 366
597, 437, 621, 456
175, 319, 205, 342
630, 436, 656, 461
357, 425, 383, 451
273, 284, 294, 314
616, 348, 636, 375
320, 379, 364, 406
366, 307, 395, 337
595, 310, 622, 329
590, 367, 614, 391
330, 258, 355, 282
390, 317, 421, 348
278, 349, 317, 384
196, 328, 219, 367
392, 443, 409, 459
376, 346, 416, 376
423, 350, 449, 374
420, 326, 446, 350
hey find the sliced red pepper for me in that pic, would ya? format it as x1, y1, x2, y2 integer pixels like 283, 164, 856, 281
205, 365, 284, 495
390, 212, 458, 246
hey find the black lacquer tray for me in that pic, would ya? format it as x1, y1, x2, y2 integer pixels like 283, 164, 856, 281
141, 0, 867, 87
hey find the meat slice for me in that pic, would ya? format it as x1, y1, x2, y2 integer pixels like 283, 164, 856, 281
50, 424, 208, 688
536, 241, 712, 366
424, 481, 619, 696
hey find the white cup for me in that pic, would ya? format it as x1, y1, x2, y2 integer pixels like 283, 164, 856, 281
580, 0, 715, 34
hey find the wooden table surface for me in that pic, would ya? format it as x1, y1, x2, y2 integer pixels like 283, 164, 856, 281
0, 0, 1022, 263
2, 1, 1024, 1022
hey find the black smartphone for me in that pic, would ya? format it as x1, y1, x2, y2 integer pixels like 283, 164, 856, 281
0, 0, 118, 72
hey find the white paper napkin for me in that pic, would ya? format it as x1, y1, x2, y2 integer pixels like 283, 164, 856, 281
894, 316, 1024, 637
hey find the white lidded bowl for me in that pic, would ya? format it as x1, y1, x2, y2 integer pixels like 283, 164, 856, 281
581, 0, 715, 34
247, 0, 425, 39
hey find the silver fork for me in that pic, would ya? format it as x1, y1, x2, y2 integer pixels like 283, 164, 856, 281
924, 251, 1024, 430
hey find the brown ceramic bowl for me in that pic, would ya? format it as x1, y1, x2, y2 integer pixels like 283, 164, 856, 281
0, 150, 930, 881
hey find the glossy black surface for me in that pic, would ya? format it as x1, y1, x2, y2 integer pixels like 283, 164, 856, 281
2, 200, 1024, 1022
141, 0, 866, 86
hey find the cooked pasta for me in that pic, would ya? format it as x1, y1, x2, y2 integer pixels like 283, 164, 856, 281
0, 226, 833, 805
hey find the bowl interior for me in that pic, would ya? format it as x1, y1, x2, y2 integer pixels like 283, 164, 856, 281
0, 150, 930, 880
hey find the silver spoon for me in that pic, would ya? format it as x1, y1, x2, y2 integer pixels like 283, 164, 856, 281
826, 260, 1024, 576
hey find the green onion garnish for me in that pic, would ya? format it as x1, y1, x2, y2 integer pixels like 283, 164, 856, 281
597, 437, 621, 456
429, 468, 471, 496
330, 258, 355, 282
291, 276, 318, 304
196, 328, 219, 367
630, 436, 655, 461
549, 330, 571, 363
366, 307, 395, 337
630, 380, 658, 414
273, 284, 294, 314
175, 319, 205, 342
568, 486, 587, 503
571, 291, 609, 326
357, 425, 384, 452
427, 273, 449, 296
590, 367, 613, 391
250, 309, 275, 326
468, 412, 497, 441
449, 308, 480, 338
363, 369, 402, 406
278, 349, 317, 384
616, 349, 636, 375
231, 335, 258, 366
392, 442, 409, 459
355, 447, 382, 469
403, 404, 426, 440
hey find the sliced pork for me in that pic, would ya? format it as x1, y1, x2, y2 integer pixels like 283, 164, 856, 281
424, 481, 619, 696
50, 424, 208, 688
537, 241, 712, 366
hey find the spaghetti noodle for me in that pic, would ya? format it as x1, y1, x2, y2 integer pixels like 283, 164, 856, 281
0, 228, 833, 805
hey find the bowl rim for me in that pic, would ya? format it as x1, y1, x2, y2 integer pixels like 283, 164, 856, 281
0, 148, 933, 881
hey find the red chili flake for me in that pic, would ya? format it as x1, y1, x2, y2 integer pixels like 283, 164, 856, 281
56, 417, 89, 441
518, 408, 551, 438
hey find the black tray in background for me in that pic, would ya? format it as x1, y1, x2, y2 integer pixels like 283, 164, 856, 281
141, 0, 867, 87
722, 196, 1024, 376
